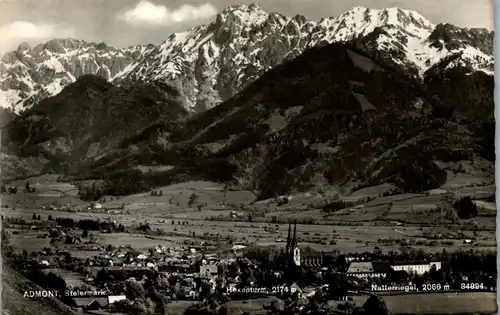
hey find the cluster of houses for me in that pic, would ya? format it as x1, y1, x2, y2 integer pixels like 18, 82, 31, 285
80, 245, 205, 272
30, 222, 461, 314
77, 256, 256, 311
33, 237, 454, 314
58, 246, 224, 311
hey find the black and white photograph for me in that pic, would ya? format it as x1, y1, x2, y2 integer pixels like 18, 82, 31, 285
0, 0, 496, 314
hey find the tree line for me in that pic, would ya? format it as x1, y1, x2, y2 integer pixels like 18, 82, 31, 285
55, 217, 125, 232
77, 170, 149, 201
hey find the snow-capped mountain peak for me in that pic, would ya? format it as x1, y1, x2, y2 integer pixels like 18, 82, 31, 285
218, 3, 269, 27
0, 4, 493, 114
364, 7, 433, 29
317, 6, 434, 42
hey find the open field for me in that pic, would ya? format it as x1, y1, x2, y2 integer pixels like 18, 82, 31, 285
4, 203, 495, 254
94, 232, 183, 250
4, 174, 86, 208
225, 297, 277, 314
9, 231, 51, 253
167, 297, 275, 315
2, 177, 496, 255
159, 292, 500, 315
327, 292, 497, 314
68, 250, 102, 259
167, 300, 199, 314
382, 291, 497, 314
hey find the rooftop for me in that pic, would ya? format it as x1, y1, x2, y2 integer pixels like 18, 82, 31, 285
347, 261, 393, 273
390, 261, 440, 266
73, 297, 107, 307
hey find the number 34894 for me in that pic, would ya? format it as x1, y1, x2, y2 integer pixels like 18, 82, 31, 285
461, 283, 484, 290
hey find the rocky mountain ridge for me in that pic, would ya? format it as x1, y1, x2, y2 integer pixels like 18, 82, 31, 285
0, 4, 494, 114
0, 39, 151, 113
3, 42, 491, 199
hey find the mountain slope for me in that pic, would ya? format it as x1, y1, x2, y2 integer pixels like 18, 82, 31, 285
0, 4, 493, 114
63, 43, 494, 199
1, 75, 190, 175
2, 265, 77, 315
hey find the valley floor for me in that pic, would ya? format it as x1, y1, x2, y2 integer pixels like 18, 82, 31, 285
1, 176, 496, 255
1, 175, 496, 314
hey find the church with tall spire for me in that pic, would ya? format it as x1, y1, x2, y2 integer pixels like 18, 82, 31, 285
284, 222, 336, 269
285, 221, 300, 267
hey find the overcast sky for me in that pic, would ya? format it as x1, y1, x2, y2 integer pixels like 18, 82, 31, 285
0, 0, 494, 55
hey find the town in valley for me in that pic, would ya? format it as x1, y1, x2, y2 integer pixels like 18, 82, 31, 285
0, 1, 496, 315
1, 176, 496, 315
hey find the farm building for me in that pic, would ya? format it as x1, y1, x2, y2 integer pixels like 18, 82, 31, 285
88, 202, 103, 209
38, 260, 51, 267
73, 297, 107, 310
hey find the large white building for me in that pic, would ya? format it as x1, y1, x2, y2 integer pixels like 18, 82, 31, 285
390, 262, 442, 275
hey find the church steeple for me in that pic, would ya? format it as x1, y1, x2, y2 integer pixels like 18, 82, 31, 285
286, 223, 292, 255
291, 222, 297, 248
285, 222, 301, 269
291, 222, 300, 266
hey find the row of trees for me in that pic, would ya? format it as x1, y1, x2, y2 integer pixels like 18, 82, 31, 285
1, 182, 38, 193
24, 181, 38, 193
1, 186, 16, 194
151, 189, 163, 196
30, 213, 56, 221
55, 217, 125, 232
78, 171, 149, 201
260, 290, 388, 315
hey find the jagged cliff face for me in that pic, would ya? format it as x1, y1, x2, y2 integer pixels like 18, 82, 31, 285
0, 39, 151, 113
0, 4, 494, 114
